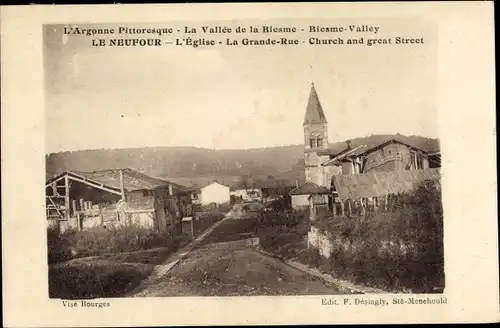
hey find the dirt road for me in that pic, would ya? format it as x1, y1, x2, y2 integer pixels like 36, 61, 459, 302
133, 203, 347, 296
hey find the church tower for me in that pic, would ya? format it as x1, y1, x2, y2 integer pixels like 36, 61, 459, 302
303, 83, 330, 186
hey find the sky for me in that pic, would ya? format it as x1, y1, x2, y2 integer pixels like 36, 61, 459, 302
44, 18, 437, 154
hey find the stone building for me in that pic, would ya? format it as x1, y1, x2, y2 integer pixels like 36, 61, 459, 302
290, 82, 439, 212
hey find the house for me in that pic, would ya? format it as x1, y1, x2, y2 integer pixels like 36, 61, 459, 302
319, 138, 433, 186
289, 181, 329, 211
45, 168, 193, 234
258, 179, 296, 204
199, 181, 230, 205
296, 82, 441, 216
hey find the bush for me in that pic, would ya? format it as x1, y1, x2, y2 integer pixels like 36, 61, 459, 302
311, 180, 444, 292
194, 213, 224, 235
48, 224, 182, 264
49, 261, 154, 299
47, 227, 72, 264
257, 209, 309, 255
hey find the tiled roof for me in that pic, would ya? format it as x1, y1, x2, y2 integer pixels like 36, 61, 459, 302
289, 181, 330, 196
303, 83, 327, 125
332, 168, 441, 199
318, 136, 435, 158
321, 138, 431, 166
46, 168, 191, 193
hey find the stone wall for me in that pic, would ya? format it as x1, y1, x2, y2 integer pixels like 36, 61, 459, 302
307, 226, 334, 258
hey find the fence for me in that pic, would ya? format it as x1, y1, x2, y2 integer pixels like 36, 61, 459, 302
311, 193, 417, 220
48, 205, 156, 234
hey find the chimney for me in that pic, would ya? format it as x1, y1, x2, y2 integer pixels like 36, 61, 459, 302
296, 179, 299, 188
346, 140, 352, 150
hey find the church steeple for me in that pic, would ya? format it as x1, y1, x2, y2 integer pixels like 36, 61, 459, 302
302, 82, 330, 185
303, 82, 328, 125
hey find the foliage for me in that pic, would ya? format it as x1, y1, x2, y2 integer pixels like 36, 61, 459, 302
257, 209, 310, 254
264, 196, 292, 213
311, 179, 444, 293
49, 260, 154, 299
194, 212, 225, 236
47, 224, 182, 264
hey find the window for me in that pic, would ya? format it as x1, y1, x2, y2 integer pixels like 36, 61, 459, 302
309, 133, 323, 149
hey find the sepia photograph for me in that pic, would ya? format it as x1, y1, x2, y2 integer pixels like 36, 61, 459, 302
44, 19, 444, 300
1, 3, 497, 326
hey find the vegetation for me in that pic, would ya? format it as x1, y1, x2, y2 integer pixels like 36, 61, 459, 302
194, 209, 227, 236
307, 180, 444, 293
47, 224, 186, 299
47, 225, 183, 264
256, 208, 310, 259
47, 204, 233, 299
49, 260, 154, 299
258, 180, 444, 293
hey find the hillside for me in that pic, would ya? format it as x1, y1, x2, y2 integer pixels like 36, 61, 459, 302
46, 134, 440, 188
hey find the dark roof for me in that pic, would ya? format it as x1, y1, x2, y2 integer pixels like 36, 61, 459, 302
318, 135, 438, 157
332, 168, 441, 199
303, 83, 328, 125
321, 138, 431, 166
289, 181, 330, 196
46, 168, 191, 193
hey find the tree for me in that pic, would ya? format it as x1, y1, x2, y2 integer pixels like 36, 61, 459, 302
239, 175, 255, 191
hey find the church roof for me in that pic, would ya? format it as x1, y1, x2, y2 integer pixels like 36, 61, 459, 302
303, 83, 328, 125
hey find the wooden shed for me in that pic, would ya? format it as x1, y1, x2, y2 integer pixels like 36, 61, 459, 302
45, 168, 194, 234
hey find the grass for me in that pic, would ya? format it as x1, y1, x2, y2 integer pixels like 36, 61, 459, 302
258, 181, 445, 293
49, 260, 154, 299
47, 223, 188, 299
48, 245, 184, 299
68, 247, 178, 265
200, 216, 258, 245
256, 208, 310, 256
47, 204, 234, 299
48, 224, 183, 264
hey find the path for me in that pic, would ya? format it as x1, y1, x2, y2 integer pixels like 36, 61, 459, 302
132, 203, 349, 296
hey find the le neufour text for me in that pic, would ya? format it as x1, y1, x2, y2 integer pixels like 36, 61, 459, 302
85, 23, 424, 48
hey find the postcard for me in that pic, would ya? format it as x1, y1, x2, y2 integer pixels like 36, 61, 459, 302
1, 2, 498, 326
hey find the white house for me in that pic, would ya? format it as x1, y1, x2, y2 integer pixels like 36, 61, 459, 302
200, 182, 230, 205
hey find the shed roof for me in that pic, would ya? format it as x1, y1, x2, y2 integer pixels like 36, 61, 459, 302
46, 168, 191, 193
289, 181, 330, 196
332, 168, 441, 199
321, 138, 430, 166
318, 135, 434, 160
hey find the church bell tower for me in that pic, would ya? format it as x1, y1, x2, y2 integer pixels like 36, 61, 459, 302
303, 83, 329, 186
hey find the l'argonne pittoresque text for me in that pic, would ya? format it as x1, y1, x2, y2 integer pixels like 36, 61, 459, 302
64, 24, 426, 48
